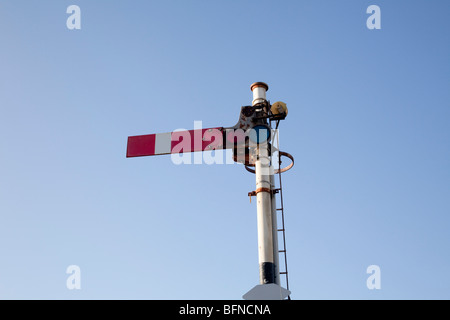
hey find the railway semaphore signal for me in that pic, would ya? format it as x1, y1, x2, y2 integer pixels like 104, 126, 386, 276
127, 82, 294, 300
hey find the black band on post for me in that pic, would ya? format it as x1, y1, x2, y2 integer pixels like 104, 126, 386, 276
259, 262, 275, 284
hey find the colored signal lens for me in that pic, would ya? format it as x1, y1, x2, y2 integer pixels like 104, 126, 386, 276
249, 125, 271, 144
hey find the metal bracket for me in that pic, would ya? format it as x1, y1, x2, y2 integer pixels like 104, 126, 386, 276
248, 188, 280, 203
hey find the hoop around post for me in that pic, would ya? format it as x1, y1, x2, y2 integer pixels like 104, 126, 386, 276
244, 151, 294, 174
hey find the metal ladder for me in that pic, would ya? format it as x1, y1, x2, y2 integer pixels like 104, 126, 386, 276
275, 159, 290, 294
271, 118, 290, 295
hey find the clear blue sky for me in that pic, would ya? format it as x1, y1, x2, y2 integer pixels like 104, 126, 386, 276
0, 0, 449, 299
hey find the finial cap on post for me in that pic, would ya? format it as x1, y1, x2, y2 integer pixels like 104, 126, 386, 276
250, 82, 269, 106
250, 82, 269, 92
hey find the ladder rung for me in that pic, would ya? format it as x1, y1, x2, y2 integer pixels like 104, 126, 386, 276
276, 208, 283, 211
277, 228, 285, 232
280, 271, 288, 275
279, 250, 286, 253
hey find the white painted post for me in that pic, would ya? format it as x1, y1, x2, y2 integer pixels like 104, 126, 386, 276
243, 82, 291, 300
